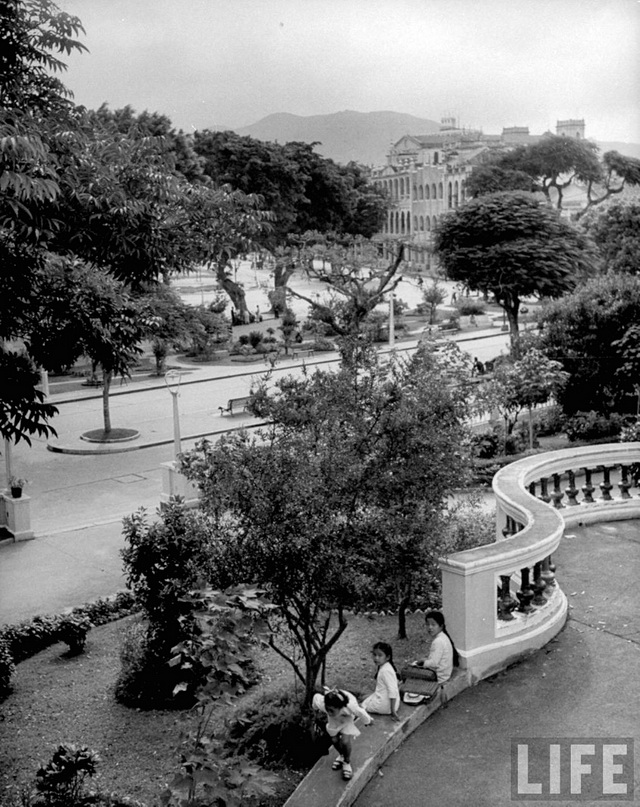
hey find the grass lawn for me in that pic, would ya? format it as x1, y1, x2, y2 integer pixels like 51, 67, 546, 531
0, 611, 428, 806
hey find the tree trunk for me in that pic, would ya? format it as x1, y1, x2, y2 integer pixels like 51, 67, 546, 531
528, 404, 534, 449
102, 369, 113, 434
273, 257, 297, 289
502, 300, 521, 358
214, 263, 248, 315
397, 599, 408, 640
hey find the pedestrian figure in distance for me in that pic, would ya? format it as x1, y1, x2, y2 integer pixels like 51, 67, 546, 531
451, 291, 457, 304
473, 357, 485, 376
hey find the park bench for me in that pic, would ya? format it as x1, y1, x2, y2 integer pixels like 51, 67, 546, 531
291, 347, 315, 360
218, 395, 252, 416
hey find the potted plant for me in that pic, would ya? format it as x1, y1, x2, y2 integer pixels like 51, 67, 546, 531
8, 476, 28, 498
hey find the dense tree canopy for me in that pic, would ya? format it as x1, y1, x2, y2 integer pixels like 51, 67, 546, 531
467, 135, 640, 216
434, 191, 595, 356
580, 200, 640, 274
180, 344, 472, 703
539, 273, 640, 415
192, 131, 387, 245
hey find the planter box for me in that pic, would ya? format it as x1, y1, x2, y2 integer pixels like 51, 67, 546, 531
1, 492, 35, 541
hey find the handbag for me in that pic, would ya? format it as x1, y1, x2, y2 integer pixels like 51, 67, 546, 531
399, 664, 441, 698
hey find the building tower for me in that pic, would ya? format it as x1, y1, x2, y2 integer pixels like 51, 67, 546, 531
556, 119, 586, 139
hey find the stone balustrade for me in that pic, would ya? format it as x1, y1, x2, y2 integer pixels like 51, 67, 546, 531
440, 442, 640, 682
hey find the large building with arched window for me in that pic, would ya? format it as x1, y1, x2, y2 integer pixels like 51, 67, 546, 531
370, 117, 585, 270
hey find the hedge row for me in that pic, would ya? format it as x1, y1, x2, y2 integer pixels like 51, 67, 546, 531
0, 591, 137, 699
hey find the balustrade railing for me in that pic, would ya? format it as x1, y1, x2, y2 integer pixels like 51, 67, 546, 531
440, 442, 640, 682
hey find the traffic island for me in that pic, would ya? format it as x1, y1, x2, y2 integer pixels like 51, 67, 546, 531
80, 428, 140, 443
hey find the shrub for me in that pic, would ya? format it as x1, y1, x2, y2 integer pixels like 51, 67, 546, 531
0, 638, 15, 699
267, 288, 287, 317
563, 411, 626, 442
470, 429, 501, 459
57, 615, 92, 655
113, 621, 156, 709
535, 404, 565, 437
456, 298, 486, 316
119, 502, 216, 707
311, 337, 336, 352
247, 330, 263, 349
0, 594, 137, 667
225, 688, 319, 769
238, 334, 250, 346
35, 744, 99, 806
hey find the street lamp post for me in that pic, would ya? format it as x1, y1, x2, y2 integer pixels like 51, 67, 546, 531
164, 370, 183, 459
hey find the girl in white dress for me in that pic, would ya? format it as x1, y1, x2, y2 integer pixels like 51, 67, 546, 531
312, 687, 373, 780
361, 642, 400, 721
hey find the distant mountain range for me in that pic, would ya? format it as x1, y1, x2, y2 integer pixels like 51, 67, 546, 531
207, 110, 640, 167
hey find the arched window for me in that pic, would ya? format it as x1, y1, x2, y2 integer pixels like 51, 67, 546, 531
425, 184, 430, 200
389, 213, 394, 234
414, 215, 419, 231
438, 183, 443, 199
454, 180, 459, 207
432, 183, 437, 199
426, 216, 431, 231
419, 216, 424, 231
395, 210, 400, 232
394, 179, 399, 198
433, 151, 439, 165
419, 185, 424, 200
447, 182, 453, 208
413, 185, 418, 200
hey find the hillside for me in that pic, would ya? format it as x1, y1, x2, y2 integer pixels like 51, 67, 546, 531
205, 110, 640, 168
234, 110, 441, 166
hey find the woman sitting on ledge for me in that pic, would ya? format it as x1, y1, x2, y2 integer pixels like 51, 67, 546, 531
410, 610, 459, 682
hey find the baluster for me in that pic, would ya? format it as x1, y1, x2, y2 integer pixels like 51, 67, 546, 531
565, 470, 579, 506
532, 561, 548, 606
619, 465, 632, 500
528, 481, 536, 498
541, 555, 557, 589
539, 477, 551, 504
497, 574, 518, 621
550, 473, 565, 508
599, 465, 613, 501
502, 515, 515, 539
581, 468, 595, 503
516, 567, 535, 613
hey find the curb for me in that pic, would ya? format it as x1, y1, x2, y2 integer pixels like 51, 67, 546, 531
283, 671, 470, 807
46, 420, 267, 455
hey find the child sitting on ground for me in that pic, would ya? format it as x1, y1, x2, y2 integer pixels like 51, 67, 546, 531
312, 687, 373, 781
361, 642, 400, 721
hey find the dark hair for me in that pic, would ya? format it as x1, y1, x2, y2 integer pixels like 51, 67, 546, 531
372, 641, 397, 676
425, 610, 460, 668
324, 690, 349, 711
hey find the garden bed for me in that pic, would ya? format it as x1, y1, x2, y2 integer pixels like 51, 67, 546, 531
0, 611, 428, 806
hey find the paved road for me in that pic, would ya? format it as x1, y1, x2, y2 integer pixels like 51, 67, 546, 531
7, 330, 510, 533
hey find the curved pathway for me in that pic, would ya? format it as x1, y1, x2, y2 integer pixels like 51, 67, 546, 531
354, 520, 640, 807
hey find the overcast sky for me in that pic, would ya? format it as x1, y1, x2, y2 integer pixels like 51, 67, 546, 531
58, 0, 640, 144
